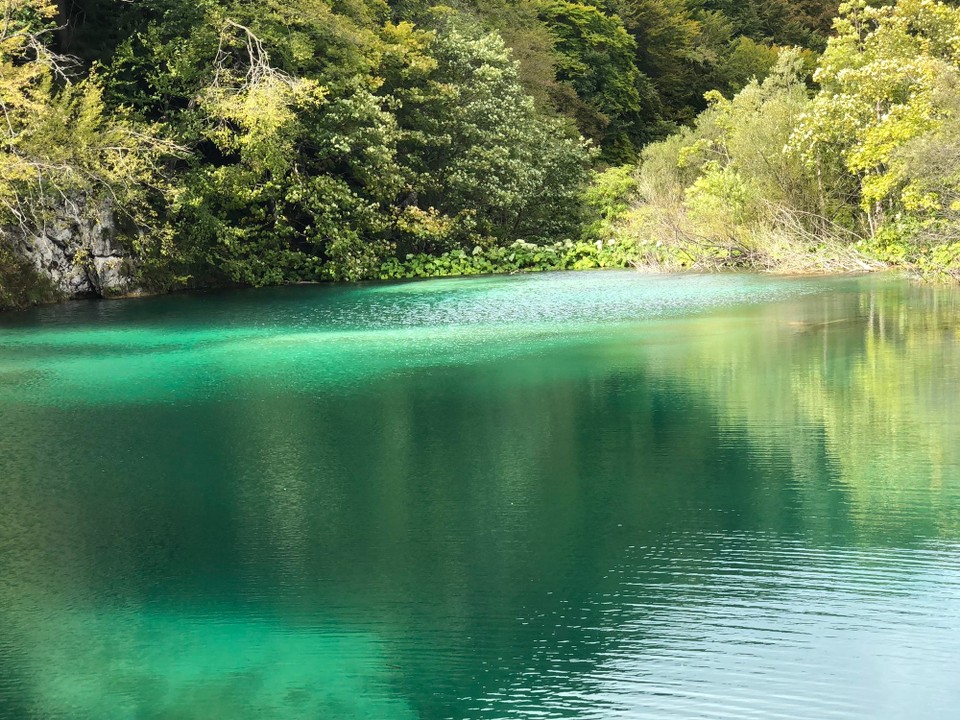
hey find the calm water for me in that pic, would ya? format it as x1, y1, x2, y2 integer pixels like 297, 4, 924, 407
1, 271, 959, 719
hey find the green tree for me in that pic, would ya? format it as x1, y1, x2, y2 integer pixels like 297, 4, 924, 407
382, 11, 593, 250
535, 0, 660, 161
0, 0, 170, 253
614, 0, 732, 124
790, 0, 960, 233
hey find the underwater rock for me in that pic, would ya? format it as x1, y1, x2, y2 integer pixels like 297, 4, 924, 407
8, 606, 416, 720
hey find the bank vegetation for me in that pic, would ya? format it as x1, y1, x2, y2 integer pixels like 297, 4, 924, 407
2, 0, 960, 309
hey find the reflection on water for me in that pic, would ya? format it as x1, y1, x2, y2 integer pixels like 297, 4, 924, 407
1, 271, 959, 719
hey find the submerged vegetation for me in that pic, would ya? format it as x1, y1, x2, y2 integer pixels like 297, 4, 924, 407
3, 0, 960, 308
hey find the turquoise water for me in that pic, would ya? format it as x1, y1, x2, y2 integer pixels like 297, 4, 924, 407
1, 271, 959, 719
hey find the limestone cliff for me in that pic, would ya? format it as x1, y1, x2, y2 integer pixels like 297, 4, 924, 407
4, 204, 139, 303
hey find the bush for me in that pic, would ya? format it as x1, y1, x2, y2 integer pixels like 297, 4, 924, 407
583, 165, 640, 241
377, 239, 639, 279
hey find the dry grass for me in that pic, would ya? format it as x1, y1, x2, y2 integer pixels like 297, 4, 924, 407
619, 200, 889, 276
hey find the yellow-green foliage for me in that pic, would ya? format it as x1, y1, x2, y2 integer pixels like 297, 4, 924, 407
0, 0, 171, 241
624, 0, 960, 277
0, 0, 176, 306
0, 0, 65, 219
791, 0, 960, 218
583, 165, 639, 241
628, 49, 838, 270
792, 0, 960, 271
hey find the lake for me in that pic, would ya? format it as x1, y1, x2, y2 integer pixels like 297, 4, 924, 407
1, 271, 959, 719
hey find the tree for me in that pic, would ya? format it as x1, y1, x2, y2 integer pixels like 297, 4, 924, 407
382, 11, 592, 250
790, 0, 960, 233
535, 0, 660, 161
0, 0, 169, 241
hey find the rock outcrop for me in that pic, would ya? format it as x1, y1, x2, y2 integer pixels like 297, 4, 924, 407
8, 205, 138, 299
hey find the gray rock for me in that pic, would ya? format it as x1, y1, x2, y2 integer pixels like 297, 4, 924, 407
6, 203, 140, 299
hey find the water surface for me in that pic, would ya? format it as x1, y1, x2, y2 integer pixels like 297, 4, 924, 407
1, 271, 959, 719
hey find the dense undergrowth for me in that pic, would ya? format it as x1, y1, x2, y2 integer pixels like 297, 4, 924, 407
378, 239, 639, 279
4, 0, 960, 310
618, 0, 960, 281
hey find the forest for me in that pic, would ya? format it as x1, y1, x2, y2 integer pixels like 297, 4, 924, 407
2, 0, 960, 309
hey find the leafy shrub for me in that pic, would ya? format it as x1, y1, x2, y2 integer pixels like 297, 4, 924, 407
378, 239, 639, 279
583, 165, 640, 241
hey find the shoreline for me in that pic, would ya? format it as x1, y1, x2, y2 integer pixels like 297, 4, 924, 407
1, 262, 914, 317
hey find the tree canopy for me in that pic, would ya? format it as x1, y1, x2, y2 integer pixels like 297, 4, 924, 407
21, 0, 960, 307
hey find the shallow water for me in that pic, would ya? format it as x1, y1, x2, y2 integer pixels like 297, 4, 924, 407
1, 271, 959, 719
